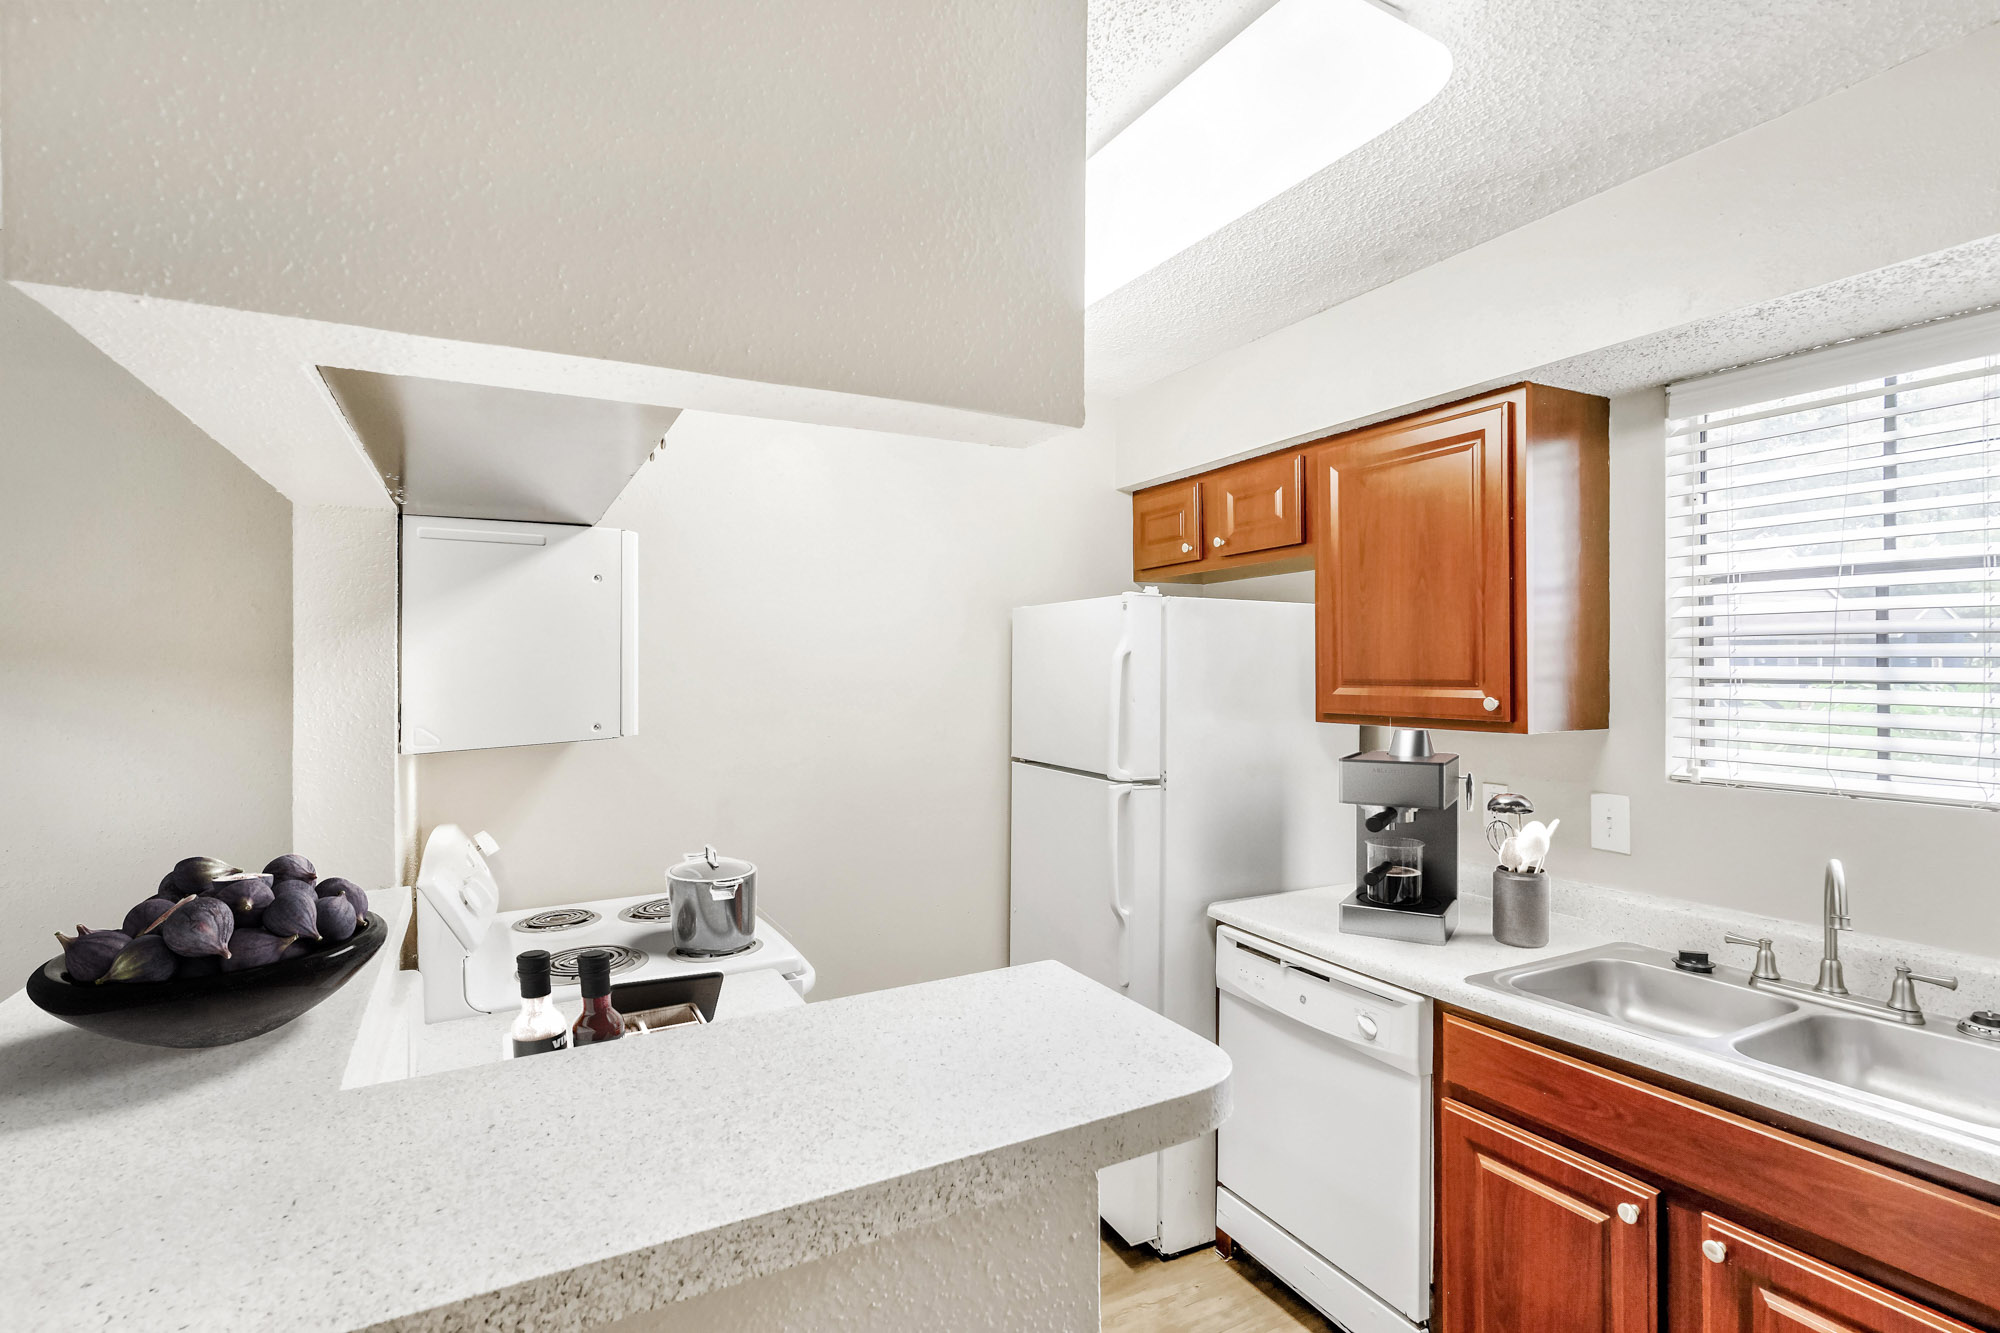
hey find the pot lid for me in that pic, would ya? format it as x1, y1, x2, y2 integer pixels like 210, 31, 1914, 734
668, 845, 755, 884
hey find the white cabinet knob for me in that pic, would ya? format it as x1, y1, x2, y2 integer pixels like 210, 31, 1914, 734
1482, 696, 1500, 712
1617, 1203, 1639, 1225
1702, 1239, 1727, 1264
1355, 1014, 1378, 1041
1213, 536, 1224, 548
1180, 542, 1192, 553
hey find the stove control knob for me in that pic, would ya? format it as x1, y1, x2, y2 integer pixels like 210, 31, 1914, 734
1355, 1014, 1379, 1041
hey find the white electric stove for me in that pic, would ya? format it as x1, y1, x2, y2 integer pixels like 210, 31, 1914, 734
415, 824, 815, 1023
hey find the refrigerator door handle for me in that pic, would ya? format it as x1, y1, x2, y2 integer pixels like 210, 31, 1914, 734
1106, 622, 1134, 781
1109, 784, 1133, 989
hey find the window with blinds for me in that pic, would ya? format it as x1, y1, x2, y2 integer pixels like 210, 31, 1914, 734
1665, 311, 2000, 808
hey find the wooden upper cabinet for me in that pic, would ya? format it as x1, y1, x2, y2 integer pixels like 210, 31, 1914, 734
1316, 398, 1516, 725
1204, 452, 1306, 558
1440, 1098, 1659, 1333
1126, 381, 1607, 730
1132, 479, 1202, 570
1693, 1214, 1980, 1333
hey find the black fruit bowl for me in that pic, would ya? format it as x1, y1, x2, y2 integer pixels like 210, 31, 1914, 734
24, 914, 388, 1048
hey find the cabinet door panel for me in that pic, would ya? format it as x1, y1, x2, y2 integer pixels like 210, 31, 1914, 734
1206, 452, 1305, 557
1134, 480, 1202, 570
1317, 401, 1513, 722
1694, 1215, 1978, 1333
1441, 1098, 1657, 1333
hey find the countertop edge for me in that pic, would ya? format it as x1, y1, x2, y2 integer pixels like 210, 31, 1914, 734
1207, 890, 2000, 1189
363, 1073, 1231, 1333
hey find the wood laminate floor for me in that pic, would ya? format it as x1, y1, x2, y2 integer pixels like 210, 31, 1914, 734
1100, 1228, 1339, 1333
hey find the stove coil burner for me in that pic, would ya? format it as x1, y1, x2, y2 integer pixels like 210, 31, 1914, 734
546, 945, 647, 980
677, 937, 762, 960
618, 898, 677, 923
512, 908, 601, 933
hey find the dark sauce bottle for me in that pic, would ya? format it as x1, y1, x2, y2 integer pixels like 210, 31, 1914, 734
571, 948, 625, 1046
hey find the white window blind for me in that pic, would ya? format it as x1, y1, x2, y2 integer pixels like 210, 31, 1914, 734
1665, 310, 2000, 808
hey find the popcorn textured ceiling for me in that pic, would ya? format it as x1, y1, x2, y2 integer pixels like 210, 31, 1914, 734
1085, 0, 2000, 398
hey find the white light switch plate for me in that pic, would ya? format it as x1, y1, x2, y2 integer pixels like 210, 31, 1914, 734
1590, 793, 1631, 854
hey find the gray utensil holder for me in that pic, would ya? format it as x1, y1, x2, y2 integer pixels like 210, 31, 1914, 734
1491, 869, 1550, 948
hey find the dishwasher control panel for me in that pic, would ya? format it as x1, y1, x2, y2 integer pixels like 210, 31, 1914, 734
1216, 925, 1430, 1077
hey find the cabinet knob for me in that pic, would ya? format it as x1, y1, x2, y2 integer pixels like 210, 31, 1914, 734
1180, 542, 1192, 553
1213, 536, 1224, 548
1482, 696, 1500, 712
1702, 1239, 1727, 1264
1617, 1203, 1639, 1225
1355, 1014, 1378, 1041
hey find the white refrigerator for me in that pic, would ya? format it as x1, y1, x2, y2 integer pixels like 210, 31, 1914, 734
1009, 591, 1355, 1255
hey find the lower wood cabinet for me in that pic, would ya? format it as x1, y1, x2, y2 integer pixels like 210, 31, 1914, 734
1689, 1214, 1981, 1333
1438, 1014, 2000, 1333
1440, 1098, 1658, 1333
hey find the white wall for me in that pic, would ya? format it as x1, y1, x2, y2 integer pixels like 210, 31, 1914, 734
414, 411, 1131, 1000
3, 0, 1084, 428
0, 284, 292, 986
292, 507, 400, 895
1116, 21, 2000, 489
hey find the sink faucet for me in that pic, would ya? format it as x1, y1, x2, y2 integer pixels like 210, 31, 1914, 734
1724, 858, 1960, 1026
1817, 859, 1850, 996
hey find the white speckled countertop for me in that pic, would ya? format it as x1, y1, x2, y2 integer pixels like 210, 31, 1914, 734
1211, 873, 2000, 1187
0, 893, 1229, 1332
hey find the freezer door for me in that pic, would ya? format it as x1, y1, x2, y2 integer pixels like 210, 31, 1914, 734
1008, 763, 1163, 1012
1010, 595, 1162, 780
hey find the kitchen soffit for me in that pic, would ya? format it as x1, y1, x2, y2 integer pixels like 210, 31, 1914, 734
319, 368, 681, 526
1084, 0, 2000, 398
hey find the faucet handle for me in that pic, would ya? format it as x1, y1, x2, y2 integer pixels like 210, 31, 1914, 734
1725, 934, 1782, 983
1887, 962, 1958, 1020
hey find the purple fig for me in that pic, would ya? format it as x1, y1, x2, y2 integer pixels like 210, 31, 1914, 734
316, 875, 361, 899
315, 892, 357, 942
56, 928, 131, 983
161, 895, 234, 958
167, 856, 237, 899
220, 930, 294, 972
122, 896, 178, 937
263, 886, 321, 941
202, 872, 274, 925
272, 876, 314, 901
263, 854, 316, 883
157, 871, 178, 898
100, 934, 176, 983
277, 937, 315, 961
174, 953, 223, 979
339, 881, 368, 926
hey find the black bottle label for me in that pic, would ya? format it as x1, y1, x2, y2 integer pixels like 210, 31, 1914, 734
511, 1031, 570, 1058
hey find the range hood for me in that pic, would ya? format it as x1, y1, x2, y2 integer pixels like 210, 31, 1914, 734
319, 367, 682, 525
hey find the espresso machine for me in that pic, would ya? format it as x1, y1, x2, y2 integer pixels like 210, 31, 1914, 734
1338, 728, 1460, 944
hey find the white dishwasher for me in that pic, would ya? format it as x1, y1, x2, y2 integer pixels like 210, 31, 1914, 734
1215, 924, 1433, 1333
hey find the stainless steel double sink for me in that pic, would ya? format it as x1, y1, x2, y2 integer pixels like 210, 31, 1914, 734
1468, 943, 2000, 1138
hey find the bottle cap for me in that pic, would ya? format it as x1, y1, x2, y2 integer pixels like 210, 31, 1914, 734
577, 948, 614, 998
516, 949, 552, 999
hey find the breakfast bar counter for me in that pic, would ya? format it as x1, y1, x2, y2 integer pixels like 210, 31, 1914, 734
0, 892, 1230, 1332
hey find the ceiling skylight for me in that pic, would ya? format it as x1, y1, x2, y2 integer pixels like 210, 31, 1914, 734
1085, 0, 1452, 304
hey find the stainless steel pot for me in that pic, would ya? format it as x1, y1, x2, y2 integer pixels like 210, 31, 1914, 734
666, 845, 757, 956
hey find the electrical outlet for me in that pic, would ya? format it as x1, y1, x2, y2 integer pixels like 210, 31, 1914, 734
1481, 781, 1510, 812
1590, 793, 1631, 854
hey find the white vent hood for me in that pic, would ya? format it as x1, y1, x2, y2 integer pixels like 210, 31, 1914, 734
319, 367, 681, 525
